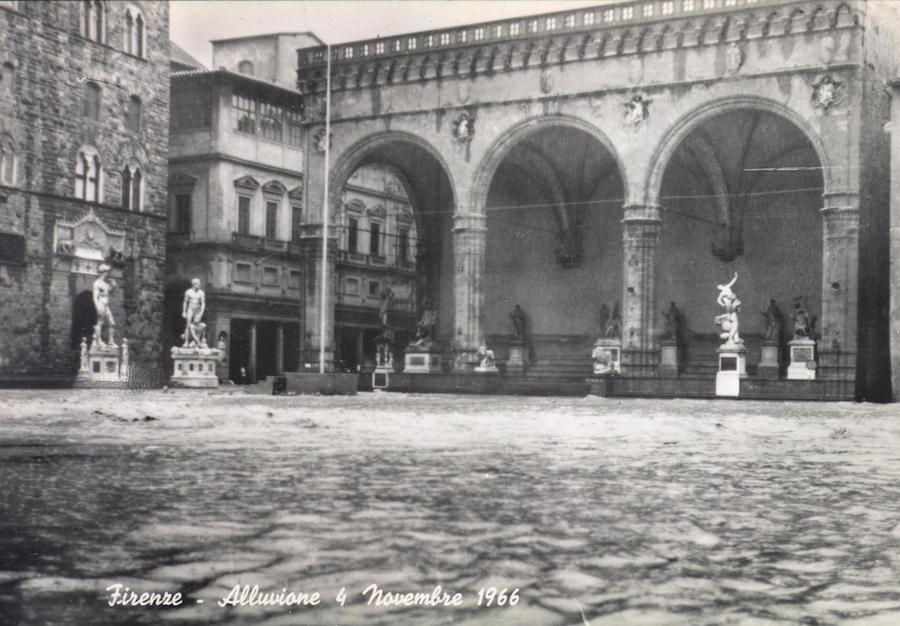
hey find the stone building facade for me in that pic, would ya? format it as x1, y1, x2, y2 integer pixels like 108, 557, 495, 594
295, 0, 900, 401
168, 34, 419, 382
0, 0, 169, 385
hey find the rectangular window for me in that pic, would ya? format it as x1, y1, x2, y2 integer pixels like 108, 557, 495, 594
474, 27, 484, 41
408, 37, 417, 50
375, 41, 385, 54
663, 1, 675, 15
643, 4, 654, 18
546, 17, 558, 30
398, 228, 409, 263
233, 92, 256, 135
285, 107, 303, 147
584, 12, 595, 26
683, 0, 695, 10
494, 25, 503, 38
368, 280, 380, 296
564, 14, 575, 28
173, 193, 191, 233
604, 9, 615, 22
527, 19, 538, 33
234, 262, 252, 283
348, 217, 358, 253
703, 0, 716, 8
291, 205, 302, 242
288, 270, 302, 289
369, 222, 380, 256
458, 30, 468, 43
0, 232, 25, 265
622, 7, 633, 20
259, 101, 283, 142
345, 277, 359, 295
238, 196, 251, 235
510, 23, 520, 36
440, 32, 450, 45
262, 266, 279, 285
425, 35, 433, 48
392, 39, 401, 52
265, 201, 278, 239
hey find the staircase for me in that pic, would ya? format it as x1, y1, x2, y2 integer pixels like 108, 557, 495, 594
521, 336, 593, 382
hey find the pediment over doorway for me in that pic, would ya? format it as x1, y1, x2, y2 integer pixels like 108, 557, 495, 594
53, 209, 126, 275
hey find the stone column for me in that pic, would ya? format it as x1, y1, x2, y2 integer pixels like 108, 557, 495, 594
452, 212, 487, 371
297, 232, 337, 370
248, 320, 258, 383
818, 192, 859, 382
621, 204, 661, 376
275, 322, 284, 375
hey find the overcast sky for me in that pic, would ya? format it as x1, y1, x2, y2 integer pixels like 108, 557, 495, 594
170, 1, 609, 68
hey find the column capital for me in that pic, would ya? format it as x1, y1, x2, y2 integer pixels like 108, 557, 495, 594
453, 213, 488, 233
622, 204, 662, 224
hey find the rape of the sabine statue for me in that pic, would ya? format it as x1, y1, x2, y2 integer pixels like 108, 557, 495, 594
93, 264, 116, 347
715, 272, 743, 346
171, 278, 222, 388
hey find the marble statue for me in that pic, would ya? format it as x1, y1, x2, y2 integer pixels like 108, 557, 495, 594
603, 302, 622, 339
477, 339, 495, 369
761, 299, 784, 341
79, 336, 88, 370
715, 273, 743, 345
412, 296, 438, 347
92, 264, 116, 347
791, 298, 817, 339
379, 286, 395, 333
182, 278, 207, 347
510, 304, 527, 342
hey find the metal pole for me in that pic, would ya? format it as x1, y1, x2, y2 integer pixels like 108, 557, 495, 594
319, 44, 332, 373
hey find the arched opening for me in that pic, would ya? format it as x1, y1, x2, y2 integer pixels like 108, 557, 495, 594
330, 134, 455, 372
482, 122, 625, 370
657, 108, 824, 372
71, 290, 97, 352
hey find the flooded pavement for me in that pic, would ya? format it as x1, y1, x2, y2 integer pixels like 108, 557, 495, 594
1, 389, 900, 625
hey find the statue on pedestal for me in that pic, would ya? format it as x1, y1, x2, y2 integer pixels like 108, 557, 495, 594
477, 339, 495, 369
715, 272, 743, 345
182, 278, 207, 348
510, 304, 527, 342
379, 286, 395, 338
92, 264, 116, 347
761, 299, 784, 341
662, 301, 685, 343
411, 296, 438, 348
603, 303, 622, 339
791, 297, 817, 339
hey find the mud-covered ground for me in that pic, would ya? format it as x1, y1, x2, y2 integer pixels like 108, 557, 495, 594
1, 389, 899, 625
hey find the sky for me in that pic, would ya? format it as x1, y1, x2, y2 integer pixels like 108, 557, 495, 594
170, 1, 610, 68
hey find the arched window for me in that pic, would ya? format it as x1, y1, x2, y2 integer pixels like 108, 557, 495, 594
237, 60, 254, 76
0, 134, 15, 186
83, 81, 101, 120
121, 162, 142, 211
126, 95, 141, 133
81, 1, 105, 43
124, 6, 145, 57
0, 62, 14, 95
74, 146, 102, 202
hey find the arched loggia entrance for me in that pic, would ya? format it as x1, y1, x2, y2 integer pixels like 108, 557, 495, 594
328, 133, 456, 369
653, 105, 828, 377
477, 118, 626, 373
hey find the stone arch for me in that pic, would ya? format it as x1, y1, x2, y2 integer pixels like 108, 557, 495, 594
329, 130, 458, 227
645, 96, 833, 206
471, 114, 627, 215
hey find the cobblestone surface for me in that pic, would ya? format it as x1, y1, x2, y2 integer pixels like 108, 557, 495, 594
1, 390, 900, 625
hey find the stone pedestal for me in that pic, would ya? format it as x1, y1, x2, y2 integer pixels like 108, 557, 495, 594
372, 337, 393, 389
171, 346, 224, 388
758, 341, 780, 380
474, 363, 498, 373
787, 338, 817, 380
658, 339, 679, 377
591, 338, 621, 375
76, 338, 130, 387
506, 342, 529, 375
716, 343, 746, 397
404, 346, 442, 374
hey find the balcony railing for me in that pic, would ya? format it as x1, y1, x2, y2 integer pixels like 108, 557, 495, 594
335, 248, 416, 271
299, 0, 771, 67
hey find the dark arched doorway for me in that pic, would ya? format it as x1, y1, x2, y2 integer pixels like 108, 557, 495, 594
71, 290, 96, 352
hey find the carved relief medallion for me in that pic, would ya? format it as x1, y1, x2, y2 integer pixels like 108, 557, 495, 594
725, 43, 743, 75
624, 95, 650, 126
452, 112, 475, 142
812, 75, 845, 111
539, 68, 554, 94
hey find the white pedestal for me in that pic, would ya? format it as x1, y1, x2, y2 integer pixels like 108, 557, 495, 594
373, 340, 393, 389
758, 341, 780, 380
474, 365, 499, 373
787, 338, 817, 380
404, 350, 442, 374
171, 346, 224, 388
592, 338, 621, 375
75, 339, 129, 387
716, 343, 746, 397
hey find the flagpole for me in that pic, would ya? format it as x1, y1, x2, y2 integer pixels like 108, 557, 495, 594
319, 43, 331, 374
